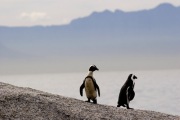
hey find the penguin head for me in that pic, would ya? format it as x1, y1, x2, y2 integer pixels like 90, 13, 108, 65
89, 65, 99, 72
132, 74, 138, 80
128, 74, 138, 80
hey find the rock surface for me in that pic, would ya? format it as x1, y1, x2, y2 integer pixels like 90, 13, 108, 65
0, 82, 179, 120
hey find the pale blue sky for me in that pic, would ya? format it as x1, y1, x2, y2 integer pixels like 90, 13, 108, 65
1, 0, 180, 26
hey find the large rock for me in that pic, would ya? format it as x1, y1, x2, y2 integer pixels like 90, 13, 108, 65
0, 82, 179, 120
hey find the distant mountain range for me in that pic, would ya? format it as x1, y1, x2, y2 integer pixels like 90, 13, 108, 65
0, 3, 180, 74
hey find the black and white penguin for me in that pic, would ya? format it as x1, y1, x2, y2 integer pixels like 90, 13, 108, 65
80, 65, 100, 104
117, 74, 137, 109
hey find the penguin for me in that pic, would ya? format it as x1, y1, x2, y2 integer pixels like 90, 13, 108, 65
80, 65, 100, 104
117, 74, 137, 109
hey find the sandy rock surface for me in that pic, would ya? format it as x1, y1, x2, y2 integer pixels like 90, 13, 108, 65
0, 82, 179, 120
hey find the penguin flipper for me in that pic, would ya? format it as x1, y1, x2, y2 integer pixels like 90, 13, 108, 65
128, 88, 135, 101
129, 91, 135, 101
94, 80, 100, 97
80, 80, 85, 96
96, 84, 100, 97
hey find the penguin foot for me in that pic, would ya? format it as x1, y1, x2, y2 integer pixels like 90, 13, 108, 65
93, 99, 97, 104
117, 104, 121, 107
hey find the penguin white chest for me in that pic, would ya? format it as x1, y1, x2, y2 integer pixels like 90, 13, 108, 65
85, 78, 97, 99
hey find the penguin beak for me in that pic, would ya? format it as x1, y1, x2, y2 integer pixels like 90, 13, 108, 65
134, 76, 137, 79
96, 68, 99, 71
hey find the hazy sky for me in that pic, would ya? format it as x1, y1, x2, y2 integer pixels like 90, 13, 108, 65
1, 0, 180, 26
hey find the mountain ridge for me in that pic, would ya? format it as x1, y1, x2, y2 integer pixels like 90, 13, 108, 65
0, 3, 180, 74
0, 3, 179, 28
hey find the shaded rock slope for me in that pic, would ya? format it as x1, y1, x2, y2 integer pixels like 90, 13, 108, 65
0, 82, 179, 120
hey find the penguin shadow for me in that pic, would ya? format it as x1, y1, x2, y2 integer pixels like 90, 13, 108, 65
117, 74, 137, 109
